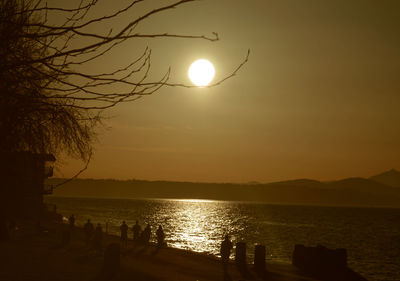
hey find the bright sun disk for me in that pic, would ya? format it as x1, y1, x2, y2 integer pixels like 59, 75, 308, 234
188, 59, 215, 87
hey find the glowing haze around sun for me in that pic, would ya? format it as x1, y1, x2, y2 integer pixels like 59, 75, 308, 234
188, 59, 215, 87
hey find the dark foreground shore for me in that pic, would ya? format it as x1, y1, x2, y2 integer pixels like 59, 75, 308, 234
0, 219, 365, 281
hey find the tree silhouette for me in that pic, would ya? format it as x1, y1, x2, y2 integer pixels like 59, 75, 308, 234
0, 0, 248, 239
0, 0, 249, 160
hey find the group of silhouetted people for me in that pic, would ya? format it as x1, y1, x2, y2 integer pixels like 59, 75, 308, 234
82, 218, 103, 251
65, 214, 102, 251
67, 214, 233, 273
120, 220, 165, 248
68, 215, 166, 250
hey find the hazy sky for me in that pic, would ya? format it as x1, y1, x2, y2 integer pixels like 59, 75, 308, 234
57, 0, 400, 183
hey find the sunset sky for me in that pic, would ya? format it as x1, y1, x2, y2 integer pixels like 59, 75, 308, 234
57, 0, 400, 183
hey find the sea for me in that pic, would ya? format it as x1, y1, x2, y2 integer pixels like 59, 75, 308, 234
45, 197, 400, 281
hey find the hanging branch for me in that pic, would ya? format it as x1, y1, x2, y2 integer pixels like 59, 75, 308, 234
0, 0, 249, 161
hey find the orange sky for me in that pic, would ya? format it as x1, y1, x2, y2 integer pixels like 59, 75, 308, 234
56, 0, 400, 183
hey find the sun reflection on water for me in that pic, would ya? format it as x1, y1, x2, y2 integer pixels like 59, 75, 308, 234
164, 199, 232, 255
47, 197, 400, 281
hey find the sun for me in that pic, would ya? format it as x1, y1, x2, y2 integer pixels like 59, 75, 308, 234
188, 59, 215, 87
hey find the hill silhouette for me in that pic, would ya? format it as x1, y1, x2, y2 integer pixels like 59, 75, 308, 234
326, 177, 400, 195
47, 170, 400, 208
267, 178, 324, 188
369, 169, 400, 188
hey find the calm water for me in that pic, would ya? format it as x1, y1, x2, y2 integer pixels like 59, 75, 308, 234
45, 197, 400, 281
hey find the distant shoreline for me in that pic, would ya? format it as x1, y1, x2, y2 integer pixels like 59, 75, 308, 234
47, 174, 400, 208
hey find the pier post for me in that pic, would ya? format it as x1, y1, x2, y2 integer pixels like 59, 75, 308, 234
61, 229, 70, 246
254, 244, 266, 272
235, 242, 247, 267
101, 243, 120, 280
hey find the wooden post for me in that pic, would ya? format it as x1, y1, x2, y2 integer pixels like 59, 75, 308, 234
101, 243, 120, 280
235, 242, 246, 267
254, 244, 266, 272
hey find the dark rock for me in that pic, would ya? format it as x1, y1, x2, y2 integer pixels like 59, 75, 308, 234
292, 244, 366, 281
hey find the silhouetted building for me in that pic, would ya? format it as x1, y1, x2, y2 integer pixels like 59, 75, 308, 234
1, 151, 55, 218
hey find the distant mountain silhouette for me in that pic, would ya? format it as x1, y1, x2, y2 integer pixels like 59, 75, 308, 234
47, 170, 400, 208
327, 177, 398, 193
267, 178, 324, 188
369, 169, 400, 188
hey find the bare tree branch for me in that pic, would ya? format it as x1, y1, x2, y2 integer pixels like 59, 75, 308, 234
0, 0, 249, 162
53, 152, 92, 188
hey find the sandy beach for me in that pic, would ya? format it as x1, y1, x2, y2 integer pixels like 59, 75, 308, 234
0, 218, 329, 281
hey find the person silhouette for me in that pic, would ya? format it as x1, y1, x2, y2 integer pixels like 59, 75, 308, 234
220, 235, 233, 273
143, 224, 151, 245
68, 214, 75, 228
84, 219, 94, 246
94, 223, 103, 251
132, 220, 141, 243
156, 225, 165, 247
120, 221, 128, 248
